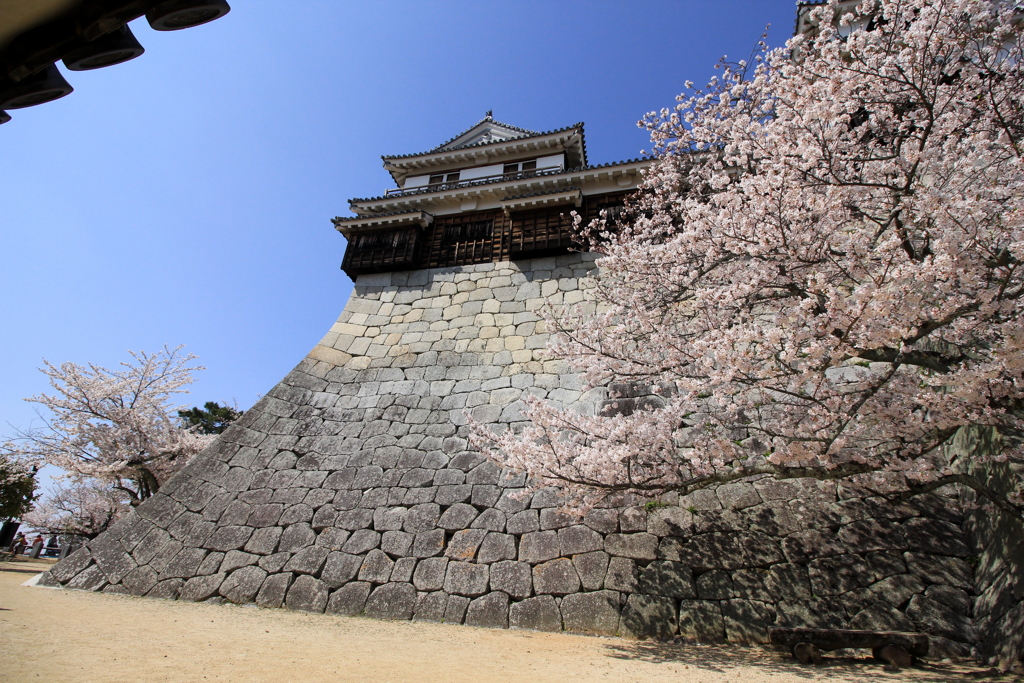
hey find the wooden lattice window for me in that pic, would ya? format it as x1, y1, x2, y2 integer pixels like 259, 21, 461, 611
510, 206, 574, 257
441, 219, 493, 245
583, 194, 628, 227
427, 215, 501, 268
341, 225, 423, 277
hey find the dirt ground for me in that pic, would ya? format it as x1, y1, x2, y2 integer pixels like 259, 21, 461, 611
0, 557, 1007, 683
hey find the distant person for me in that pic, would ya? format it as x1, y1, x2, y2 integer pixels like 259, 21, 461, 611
8, 532, 27, 559
29, 535, 44, 559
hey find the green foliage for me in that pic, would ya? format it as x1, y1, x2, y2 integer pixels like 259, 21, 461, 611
686, 505, 698, 513
178, 401, 243, 435
643, 500, 669, 511
0, 457, 36, 520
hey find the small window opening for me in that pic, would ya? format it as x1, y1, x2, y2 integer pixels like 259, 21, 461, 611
441, 219, 493, 245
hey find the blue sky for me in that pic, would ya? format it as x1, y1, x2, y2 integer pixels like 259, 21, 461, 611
1, 1, 797, 482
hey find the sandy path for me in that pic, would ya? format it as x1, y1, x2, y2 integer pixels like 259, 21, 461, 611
0, 558, 992, 683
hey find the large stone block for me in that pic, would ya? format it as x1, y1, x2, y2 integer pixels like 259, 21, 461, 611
327, 581, 372, 616
716, 482, 761, 510
359, 549, 396, 584
519, 531, 560, 564
533, 558, 581, 595
605, 533, 659, 561
678, 600, 726, 642
444, 561, 489, 597
148, 578, 184, 600
663, 531, 783, 570
646, 507, 693, 537
220, 550, 257, 574
775, 598, 847, 629
197, 551, 224, 576
342, 529, 381, 555
373, 506, 408, 531
48, 547, 92, 584
412, 529, 445, 558
808, 554, 870, 596
219, 566, 267, 604
838, 519, 908, 554
444, 595, 470, 624
477, 533, 517, 564
160, 547, 207, 580
66, 564, 107, 592
283, 545, 330, 575
906, 595, 978, 643
638, 560, 695, 599
557, 525, 603, 556
286, 575, 329, 613
445, 529, 488, 561
904, 552, 973, 590
278, 523, 316, 553
506, 510, 540, 535
471, 507, 505, 531
88, 536, 136, 584
280, 503, 314, 526
509, 595, 562, 632
620, 594, 678, 640
925, 584, 972, 613
122, 565, 159, 595
869, 573, 925, 608
605, 556, 638, 593
488, 560, 532, 599
364, 582, 417, 620
258, 551, 290, 574
573, 551, 609, 591
244, 527, 282, 555
322, 552, 362, 588
583, 509, 618, 534
848, 603, 916, 632
721, 599, 775, 644
438, 501, 481, 532
903, 518, 971, 557
255, 573, 291, 608
780, 529, 848, 563
407, 591, 445, 623
412, 557, 449, 592
764, 563, 811, 601
465, 592, 510, 628
561, 590, 621, 636
179, 573, 225, 602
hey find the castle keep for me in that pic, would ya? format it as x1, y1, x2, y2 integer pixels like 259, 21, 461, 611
42, 117, 986, 655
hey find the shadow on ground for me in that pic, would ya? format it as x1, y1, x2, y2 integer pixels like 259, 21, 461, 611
602, 641, 1013, 681
0, 557, 56, 576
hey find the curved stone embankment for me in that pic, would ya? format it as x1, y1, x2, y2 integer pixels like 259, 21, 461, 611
42, 254, 978, 656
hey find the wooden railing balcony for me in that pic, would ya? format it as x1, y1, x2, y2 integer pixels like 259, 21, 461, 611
385, 166, 564, 197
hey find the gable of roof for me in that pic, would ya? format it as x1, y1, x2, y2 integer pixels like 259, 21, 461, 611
431, 114, 539, 152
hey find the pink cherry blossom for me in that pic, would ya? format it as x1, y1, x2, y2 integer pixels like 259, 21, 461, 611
2, 345, 212, 506
474, 0, 1024, 518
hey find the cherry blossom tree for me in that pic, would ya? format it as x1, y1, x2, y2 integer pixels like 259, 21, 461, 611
1, 346, 213, 505
0, 454, 36, 521
21, 479, 125, 540
476, 0, 1024, 518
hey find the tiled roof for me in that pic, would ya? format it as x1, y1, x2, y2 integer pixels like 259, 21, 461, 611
501, 186, 579, 202
382, 121, 585, 162
350, 156, 651, 205
331, 209, 427, 226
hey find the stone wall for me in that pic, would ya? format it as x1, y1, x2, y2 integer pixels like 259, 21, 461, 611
950, 427, 1024, 667
42, 254, 979, 654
